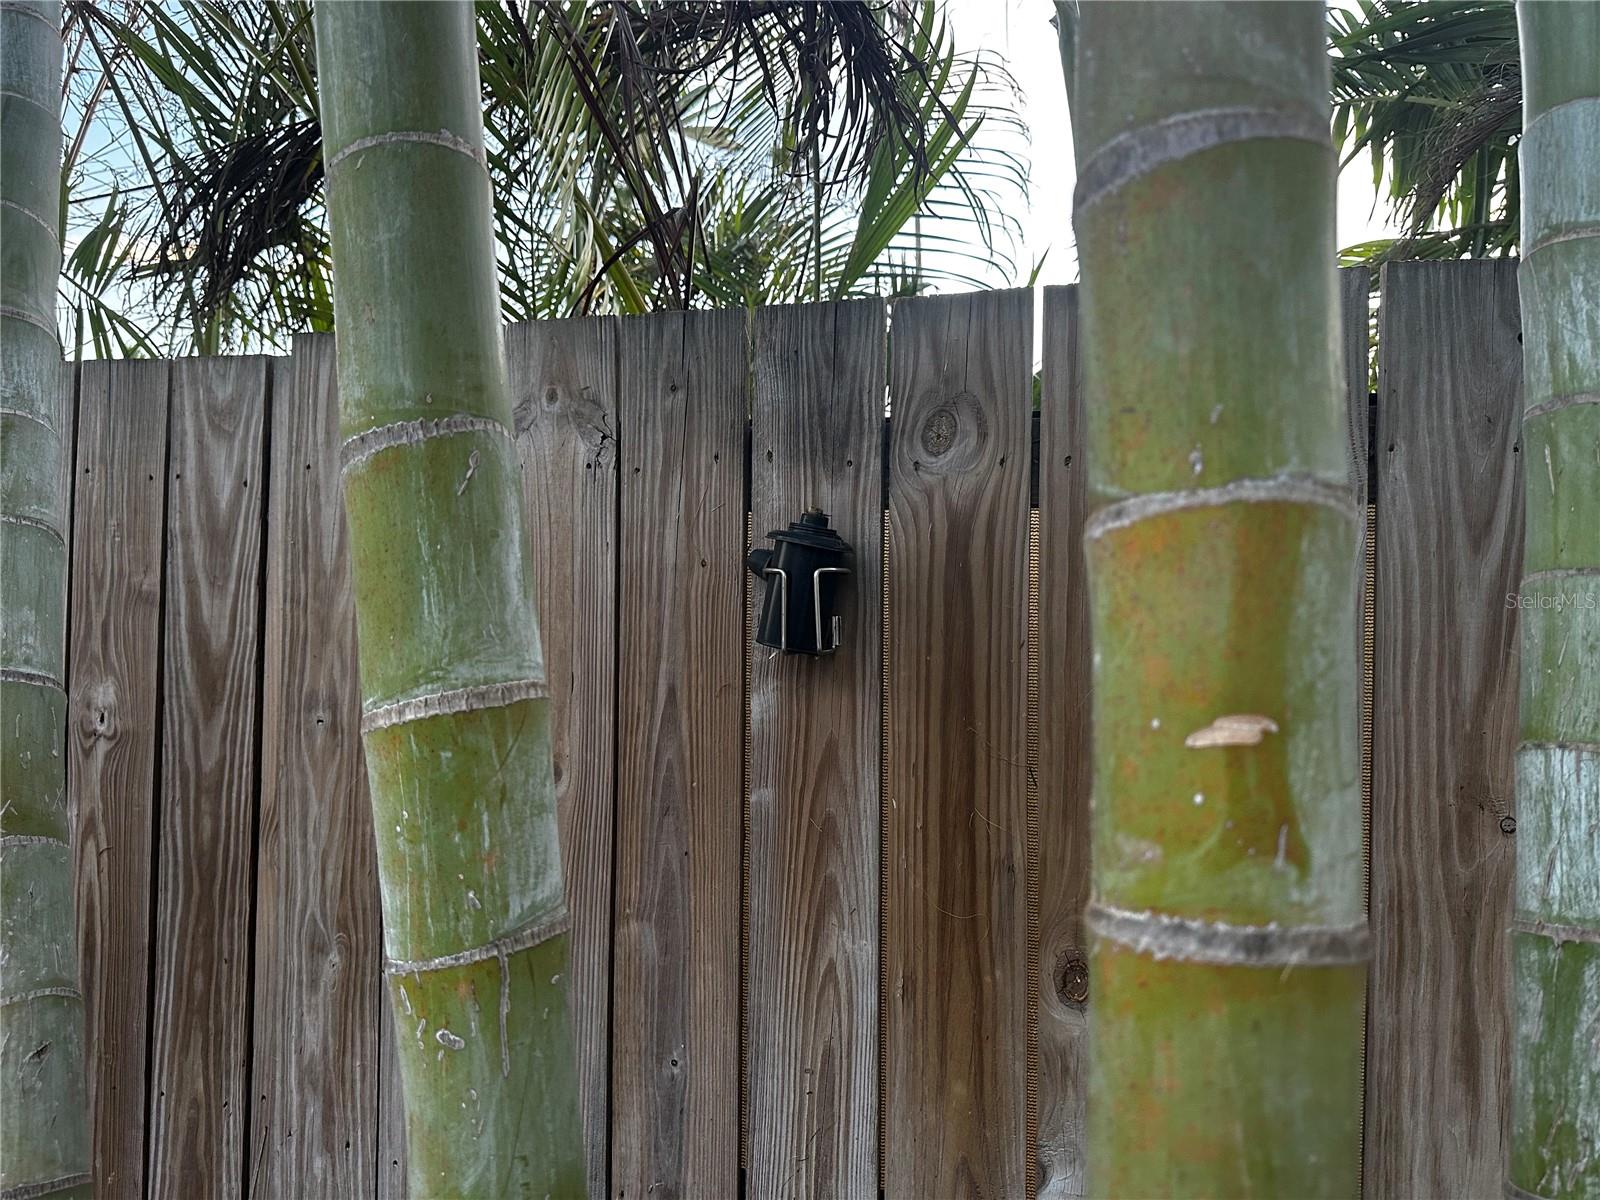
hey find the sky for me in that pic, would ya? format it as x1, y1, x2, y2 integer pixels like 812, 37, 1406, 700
946, 0, 1403, 289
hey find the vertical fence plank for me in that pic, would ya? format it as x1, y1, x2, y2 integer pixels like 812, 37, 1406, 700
1035, 287, 1090, 1199
745, 301, 884, 1199
69, 359, 170, 1199
250, 339, 383, 1198
376, 997, 405, 1199
884, 289, 1032, 1197
1339, 266, 1378, 1181
1342, 267, 1373, 488
146, 358, 268, 1198
1366, 260, 1522, 1198
612, 310, 746, 1197
509, 316, 620, 1196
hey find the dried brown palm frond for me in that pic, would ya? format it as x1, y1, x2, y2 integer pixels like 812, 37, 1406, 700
129, 116, 323, 327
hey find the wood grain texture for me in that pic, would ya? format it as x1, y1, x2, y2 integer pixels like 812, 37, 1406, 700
146, 357, 268, 1199
1339, 267, 1374, 897
510, 315, 620, 1198
612, 310, 746, 1200
1342, 267, 1373, 494
1035, 287, 1090, 1200
1366, 260, 1522, 1199
377, 987, 405, 1200
884, 289, 1032, 1199
249, 340, 383, 1199
745, 300, 884, 1200
68, 359, 171, 1200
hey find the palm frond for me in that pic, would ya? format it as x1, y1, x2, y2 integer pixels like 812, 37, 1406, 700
60, 0, 1027, 354
1329, 0, 1520, 263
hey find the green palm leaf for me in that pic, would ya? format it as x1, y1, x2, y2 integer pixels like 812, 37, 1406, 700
1329, 0, 1520, 264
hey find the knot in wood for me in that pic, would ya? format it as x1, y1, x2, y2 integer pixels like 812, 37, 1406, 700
921, 408, 959, 457
1056, 955, 1089, 1008
84, 680, 117, 738
914, 393, 988, 471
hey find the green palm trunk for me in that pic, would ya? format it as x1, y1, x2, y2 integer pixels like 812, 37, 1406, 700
0, 3, 91, 1198
1070, 4, 1364, 1195
313, 5, 583, 1196
1510, 5, 1600, 1198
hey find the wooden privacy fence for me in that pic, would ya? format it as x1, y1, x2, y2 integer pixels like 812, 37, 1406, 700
58, 263, 1524, 1200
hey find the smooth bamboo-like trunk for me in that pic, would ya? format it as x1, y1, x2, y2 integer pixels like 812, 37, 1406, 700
1510, 6, 1600, 1197
1070, 4, 1365, 1195
313, 5, 584, 1196
0, 3, 91, 1198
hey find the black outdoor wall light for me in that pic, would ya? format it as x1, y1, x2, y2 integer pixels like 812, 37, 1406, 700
747, 509, 853, 656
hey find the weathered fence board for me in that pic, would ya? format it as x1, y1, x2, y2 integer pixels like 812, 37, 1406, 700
745, 300, 884, 1199
1338, 266, 1376, 1187
510, 316, 621, 1196
884, 289, 1033, 1197
1035, 286, 1091, 1200
69, 359, 170, 1199
1365, 260, 1522, 1198
377, 992, 405, 1199
612, 310, 747, 1198
1343, 267, 1373, 487
147, 357, 268, 1198
248, 339, 384, 1198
